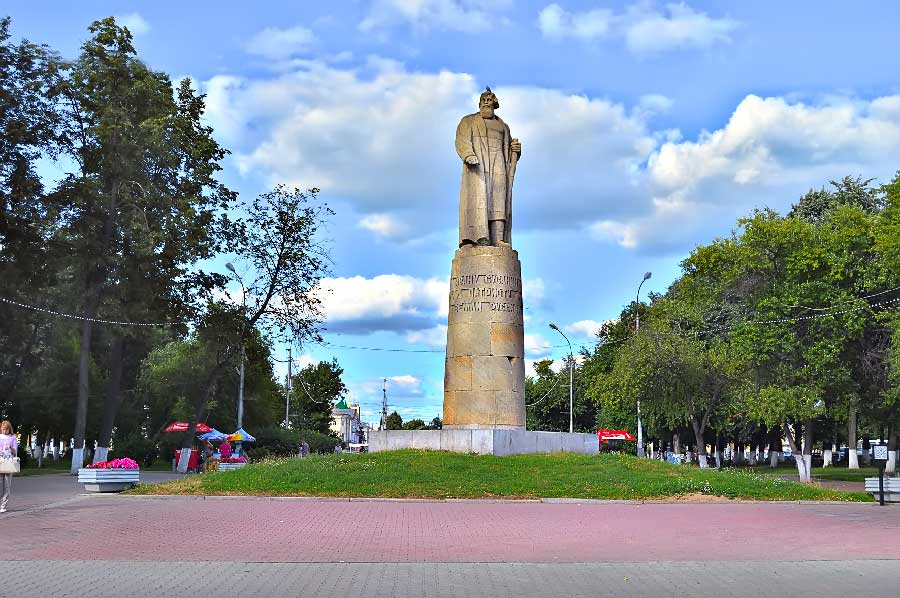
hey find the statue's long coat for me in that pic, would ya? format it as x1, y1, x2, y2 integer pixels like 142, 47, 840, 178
455, 113, 512, 245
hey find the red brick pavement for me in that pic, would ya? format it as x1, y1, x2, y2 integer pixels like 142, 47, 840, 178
4, 497, 900, 563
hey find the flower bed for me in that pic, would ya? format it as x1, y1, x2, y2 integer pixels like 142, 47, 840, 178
220, 456, 247, 464
79, 457, 140, 492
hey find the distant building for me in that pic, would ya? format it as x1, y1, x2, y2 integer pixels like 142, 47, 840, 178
330, 399, 363, 444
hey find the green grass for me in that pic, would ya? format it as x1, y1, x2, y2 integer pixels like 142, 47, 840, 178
128, 450, 872, 502
736, 464, 884, 483
811, 467, 880, 482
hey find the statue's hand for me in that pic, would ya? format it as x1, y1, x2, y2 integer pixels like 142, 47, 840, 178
511, 139, 522, 156
465, 155, 479, 166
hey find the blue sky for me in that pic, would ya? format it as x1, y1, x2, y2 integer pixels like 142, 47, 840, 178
7, 1, 900, 425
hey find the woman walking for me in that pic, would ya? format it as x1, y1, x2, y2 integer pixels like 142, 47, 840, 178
0, 420, 17, 513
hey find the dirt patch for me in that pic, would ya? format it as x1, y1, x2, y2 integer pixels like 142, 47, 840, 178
672, 493, 736, 502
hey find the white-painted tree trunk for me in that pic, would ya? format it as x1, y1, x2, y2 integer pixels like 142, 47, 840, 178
823, 449, 832, 467
887, 450, 897, 474
53, 441, 59, 460
176, 449, 191, 474
795, 454, 811, 482
848, 410, 859, 469
698, 454, 708, 468
70, 447, 84, 474
714, 449, 722, 469
769, 450, 780, 468
93, 447, 109, 464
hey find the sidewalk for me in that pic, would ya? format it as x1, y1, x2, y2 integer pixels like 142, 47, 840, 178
3, 560, 899, 598
4, 494, 899, 563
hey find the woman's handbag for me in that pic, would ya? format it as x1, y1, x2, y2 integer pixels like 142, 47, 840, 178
0, 456, 20, 474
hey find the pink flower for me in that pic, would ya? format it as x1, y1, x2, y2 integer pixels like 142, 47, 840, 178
86, 457, 140, 469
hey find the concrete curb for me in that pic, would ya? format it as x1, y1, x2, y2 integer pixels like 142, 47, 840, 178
90, 493, 887, 506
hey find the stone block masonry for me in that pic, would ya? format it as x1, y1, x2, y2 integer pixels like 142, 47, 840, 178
443, 244, 526, 429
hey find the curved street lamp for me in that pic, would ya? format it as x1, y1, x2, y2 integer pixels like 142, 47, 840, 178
635, 271, 651, 457
549, 323, 574, 434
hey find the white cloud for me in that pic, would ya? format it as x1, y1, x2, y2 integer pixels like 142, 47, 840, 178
605, 93, 900, 250
246, 25, 316, 60
522, 278, 546, 306
358, 213, 409, 239
201, 61, 900, 254
537, 4, 613, 41
317, 274, 447, 333
524, 332, 553, 358
360, 0, 512, 34
115, 13, 150, 36
405, 325, 448, 348
537, 2, 737, 55
565, 319, 609, 338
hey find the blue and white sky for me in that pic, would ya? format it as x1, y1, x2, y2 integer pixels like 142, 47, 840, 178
8, 1, 900, 425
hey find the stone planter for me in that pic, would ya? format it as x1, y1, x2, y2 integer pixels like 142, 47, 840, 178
864, 477, 900, 502
216, 462, 247, 472
77, 468, 140, 492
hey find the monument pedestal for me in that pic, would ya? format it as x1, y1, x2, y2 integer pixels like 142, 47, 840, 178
367, 245, 597, 457
443, 244, 526, 429
368, 429, 597, 456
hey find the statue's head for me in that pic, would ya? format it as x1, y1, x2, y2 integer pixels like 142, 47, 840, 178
479, 87, 499, 118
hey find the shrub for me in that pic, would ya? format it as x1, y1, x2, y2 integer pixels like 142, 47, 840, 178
300, 430, 341, 454
112, 431, 157, 467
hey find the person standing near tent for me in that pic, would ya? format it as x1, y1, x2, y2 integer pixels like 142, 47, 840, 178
1, 420, 18, 513
219, 440, 232, 459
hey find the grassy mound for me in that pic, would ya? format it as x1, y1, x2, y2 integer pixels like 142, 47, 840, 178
128, 450, 871, 501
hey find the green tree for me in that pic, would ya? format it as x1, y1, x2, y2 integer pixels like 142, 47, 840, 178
0, 16, 65, 413
290, 358, 347, 434
385, 411, 403, 430
402, 418, 426, 430
48, 18, 235, 470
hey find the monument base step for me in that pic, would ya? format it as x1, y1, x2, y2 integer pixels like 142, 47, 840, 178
368, 429, 598, 456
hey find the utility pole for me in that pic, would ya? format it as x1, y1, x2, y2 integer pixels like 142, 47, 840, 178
284, 346, 292, 428
380, 378, 389, 430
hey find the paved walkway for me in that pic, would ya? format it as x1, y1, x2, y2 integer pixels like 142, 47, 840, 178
4, 490, 898, 596
4, 560, 899, 597
8, 471, 185, 512
4, 495, 899, 562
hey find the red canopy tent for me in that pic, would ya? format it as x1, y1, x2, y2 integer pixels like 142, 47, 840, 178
164, 422, 213, 433
597, 429, 636, 443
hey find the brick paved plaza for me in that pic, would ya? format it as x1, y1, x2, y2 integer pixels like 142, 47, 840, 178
2, 475, 900, 596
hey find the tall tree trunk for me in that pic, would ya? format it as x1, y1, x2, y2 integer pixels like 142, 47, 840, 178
691, 417, 709, 468
72, 187, 119, 474
672, 433, 681, 457
95, 335, 126, 463
801, 419, 814, 479
72, 306, 97, 474
887, 424, 897, 475
768, 426, 781, 468
847, 409, 859, 469
783, 423, 810, 482
177, 362, 226, 473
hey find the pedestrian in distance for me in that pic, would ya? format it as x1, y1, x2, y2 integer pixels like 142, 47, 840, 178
0, 420, 18, 513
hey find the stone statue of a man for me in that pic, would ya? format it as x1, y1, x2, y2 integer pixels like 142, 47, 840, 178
455, 88, 522, 247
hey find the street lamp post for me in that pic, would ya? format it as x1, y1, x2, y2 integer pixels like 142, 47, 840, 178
226, 262, 247, 456
549, 323, 574, 434
635, 271, 651, 458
